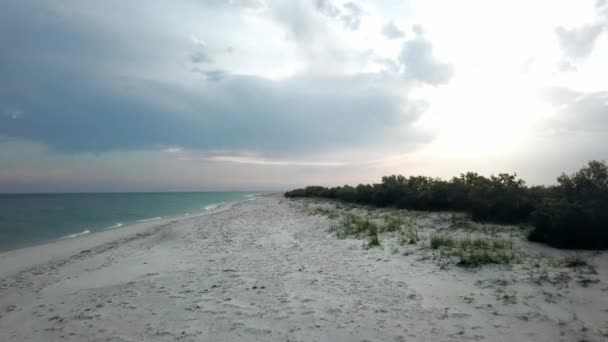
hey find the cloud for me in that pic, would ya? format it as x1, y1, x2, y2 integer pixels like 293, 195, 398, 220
381, 21, 405, 39
555, 1, 608, 69
191, 68, 228, 81
314, 0, 365, 31
315, 0, 340, 18
541, 87, 608, 132
162, 146, 183, 153
557, 60, 577, 72
1, 54, 431, 157
226, 0, 263, 9
398, 28, 454, 86
190, 51, 212, 64
266, 1, 371, 74
555, 23, 605, 59
200, 153, 349, 167
412, 24, 424, 35
271, 1, 326, 43
340, 2, 364, 31
0, 0, 439, 164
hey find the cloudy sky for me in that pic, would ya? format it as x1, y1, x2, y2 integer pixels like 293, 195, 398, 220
1, 0, 607, 192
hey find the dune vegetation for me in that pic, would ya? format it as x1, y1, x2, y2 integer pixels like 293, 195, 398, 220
285, 160, 608, 250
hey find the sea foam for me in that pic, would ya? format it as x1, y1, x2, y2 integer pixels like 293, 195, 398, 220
137, 217, 163, 222
61, 229, 91, 239
104, 223, 124, 230
204, 202, 225, 211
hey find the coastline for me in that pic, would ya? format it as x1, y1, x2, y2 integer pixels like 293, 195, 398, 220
1, 194, 606, 341
0, 199, 240, 278
0, 191, 262, 253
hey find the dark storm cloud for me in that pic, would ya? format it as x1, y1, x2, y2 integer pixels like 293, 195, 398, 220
0, 70, 430, 156
0, 1, 431, 157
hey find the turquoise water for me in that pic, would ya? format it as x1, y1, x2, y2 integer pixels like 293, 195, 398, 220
0, 192, 257, 251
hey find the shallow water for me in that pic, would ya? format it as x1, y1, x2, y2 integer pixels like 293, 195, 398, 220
0, 192, 258, 251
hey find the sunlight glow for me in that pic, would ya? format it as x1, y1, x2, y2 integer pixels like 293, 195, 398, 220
417, 72, 554, 159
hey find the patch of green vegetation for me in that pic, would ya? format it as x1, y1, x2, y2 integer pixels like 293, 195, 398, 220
381, 215, 405, 233
330, 214, 380, 240
454, 248, 518, 267
367, 225, 381, 248
399, 228, 419, 246
310, 207, 339, 219
430, 233, 518, 267
430, 233, 457, 249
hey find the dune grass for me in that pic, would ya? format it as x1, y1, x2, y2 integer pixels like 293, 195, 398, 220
430, 233, 518, 267
310, 207, 339, 219
329, 214, 382, 248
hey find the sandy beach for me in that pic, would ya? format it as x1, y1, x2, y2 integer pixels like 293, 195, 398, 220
1, 194, 607, 341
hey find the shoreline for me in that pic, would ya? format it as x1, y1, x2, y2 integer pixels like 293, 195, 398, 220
0, 191, 266, 254
0, 199, 242, 278
1, 194, 606, 341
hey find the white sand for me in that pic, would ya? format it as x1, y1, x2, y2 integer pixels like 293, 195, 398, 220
1, 194, 607, 341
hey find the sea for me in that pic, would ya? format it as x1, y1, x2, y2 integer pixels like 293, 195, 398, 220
0, 192, 259, 252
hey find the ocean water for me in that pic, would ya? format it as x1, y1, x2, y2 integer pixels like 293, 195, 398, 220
0, 192, 258, 251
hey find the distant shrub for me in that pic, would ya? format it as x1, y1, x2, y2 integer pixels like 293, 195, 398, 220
286, 173, 537, 224
286, 160, 608, 250
529, 161, 608, 249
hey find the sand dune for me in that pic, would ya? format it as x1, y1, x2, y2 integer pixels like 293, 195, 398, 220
1, 194, 607, 341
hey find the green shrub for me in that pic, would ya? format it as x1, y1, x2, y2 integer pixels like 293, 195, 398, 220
529, 161, 608, 249
287, 160, 608, 250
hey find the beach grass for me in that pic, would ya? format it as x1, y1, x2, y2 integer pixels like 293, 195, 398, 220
430, 233, 517, 266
